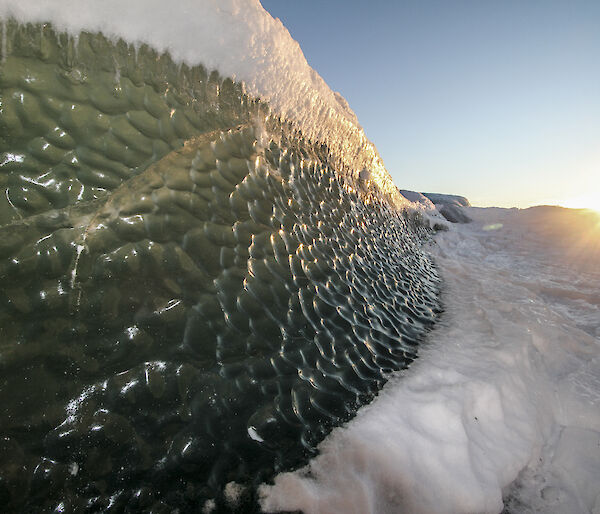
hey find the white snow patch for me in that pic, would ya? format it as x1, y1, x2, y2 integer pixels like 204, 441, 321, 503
224, 481, 245, 508
202, 499, 216, 514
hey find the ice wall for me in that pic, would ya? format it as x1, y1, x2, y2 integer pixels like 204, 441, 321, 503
0, 2, 440, 510
0, 0, 401, 204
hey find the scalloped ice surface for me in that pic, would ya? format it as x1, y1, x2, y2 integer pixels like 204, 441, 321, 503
0, 20, 440, 513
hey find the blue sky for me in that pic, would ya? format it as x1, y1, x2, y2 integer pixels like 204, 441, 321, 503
260, 0, 600, 208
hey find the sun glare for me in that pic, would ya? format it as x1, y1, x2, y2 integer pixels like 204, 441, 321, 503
559, 193, 600, 214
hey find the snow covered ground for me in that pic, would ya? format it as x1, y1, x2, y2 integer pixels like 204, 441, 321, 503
260, 205, 600, 514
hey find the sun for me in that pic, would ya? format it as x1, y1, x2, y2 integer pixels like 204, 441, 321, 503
559, 192, 600, 214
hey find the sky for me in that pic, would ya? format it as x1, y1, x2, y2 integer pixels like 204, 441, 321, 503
259, 0, 600, 209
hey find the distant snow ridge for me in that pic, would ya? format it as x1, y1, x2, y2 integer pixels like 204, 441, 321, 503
0, 0, 404, 206
421, 193, 472, 224
399, 190, 472, 225
421, 193, 471, 208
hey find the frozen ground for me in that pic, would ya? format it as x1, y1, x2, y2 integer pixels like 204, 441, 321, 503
260, 206, 600, 514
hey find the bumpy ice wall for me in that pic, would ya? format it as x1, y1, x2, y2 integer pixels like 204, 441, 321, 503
0, 2, 440, 511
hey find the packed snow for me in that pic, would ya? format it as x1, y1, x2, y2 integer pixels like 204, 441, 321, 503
260, 206, 600, 514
